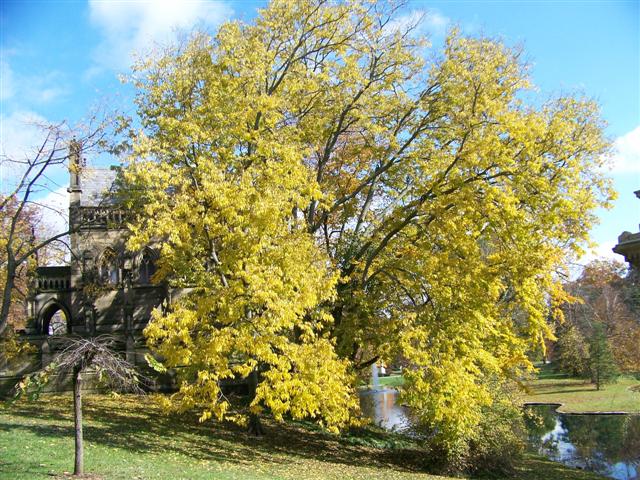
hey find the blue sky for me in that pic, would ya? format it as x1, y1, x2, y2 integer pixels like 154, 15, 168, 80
1, 0, 638, 265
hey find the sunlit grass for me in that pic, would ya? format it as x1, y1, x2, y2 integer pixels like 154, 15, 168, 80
524, 363, 640, 413
0, 393, 606, 480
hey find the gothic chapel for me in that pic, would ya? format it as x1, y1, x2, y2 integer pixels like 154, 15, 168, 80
18, 143, 167, 377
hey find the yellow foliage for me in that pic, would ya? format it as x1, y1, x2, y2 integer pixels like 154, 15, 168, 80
121, 0, 614, 449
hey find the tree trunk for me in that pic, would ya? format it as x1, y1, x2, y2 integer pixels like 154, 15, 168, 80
0, 252, 16, 339
73, 365, 84, 476
248, 413, 265, 436
247, 369, 264, 436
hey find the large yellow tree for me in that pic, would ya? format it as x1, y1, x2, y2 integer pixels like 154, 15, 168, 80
121, 0, 614, 452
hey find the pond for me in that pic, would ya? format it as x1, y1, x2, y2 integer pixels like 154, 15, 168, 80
525, 404, 639, 480
359, 389, 640, 480
359, 388, 411, 432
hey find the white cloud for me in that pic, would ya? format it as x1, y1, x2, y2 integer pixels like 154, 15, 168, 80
29, 71, 69, 104
1, 113, 70, 262
424, 11, 450, 34
385, 9, 450, 38
580, 241, 620, 265
37, 186, 69, 237
0, 110, 68, 195
88, 0, 233, 71
568, 240, 621, 279
608, 126, 640, 174
0, 110, 49, 162
1, 58, 68, 105
29, 186, 70, 266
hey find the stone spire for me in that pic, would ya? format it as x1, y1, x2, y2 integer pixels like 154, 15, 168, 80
68, 138, 82, 208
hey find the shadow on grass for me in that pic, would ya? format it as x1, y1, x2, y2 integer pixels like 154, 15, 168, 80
530, 380, 594, 392
512, 454, 604, 480
1, 394, 430, 475
0, 457, 57, 480
538, 388, 598, 395
536, 372, 570, 380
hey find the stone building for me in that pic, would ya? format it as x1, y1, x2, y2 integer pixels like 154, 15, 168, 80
0, 146, 167, 394
613, 189, 640, 270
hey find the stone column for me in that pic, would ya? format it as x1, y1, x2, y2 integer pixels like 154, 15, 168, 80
122, 265, 134, 333
41, 339, 52, 368
84, 302, 96, 336
126, 335, 136, 365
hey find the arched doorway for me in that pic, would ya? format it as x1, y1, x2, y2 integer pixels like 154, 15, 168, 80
39, 301, 71, 336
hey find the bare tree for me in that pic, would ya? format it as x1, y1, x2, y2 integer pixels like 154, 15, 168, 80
13, 335, 147, 476
0, 116, 110, 339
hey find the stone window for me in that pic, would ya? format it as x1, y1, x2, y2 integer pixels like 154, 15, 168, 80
98, 248, 119, 285
138, 248, 157, 284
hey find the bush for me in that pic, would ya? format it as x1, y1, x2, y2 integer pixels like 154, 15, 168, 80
465, 390, 526, 475
415, 380, 526, 475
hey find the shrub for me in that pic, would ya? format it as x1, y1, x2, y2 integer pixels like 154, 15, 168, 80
415, 379, 526, 475
554, 324, 590, 377
465, 389, 526, 475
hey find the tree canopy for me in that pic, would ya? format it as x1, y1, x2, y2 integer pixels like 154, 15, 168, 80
1, 195, 40, 332
121, 0, 614, 454
558, 259, 640, 375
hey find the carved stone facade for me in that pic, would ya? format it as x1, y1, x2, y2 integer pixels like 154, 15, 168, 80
33, 159, 165, 338
613, 190, 640, 270
1, 149, 168, 395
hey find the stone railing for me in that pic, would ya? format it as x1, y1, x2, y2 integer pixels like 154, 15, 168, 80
72, 207, 128, 229
36, 266, 71, 291
614, 231, 640, 269
617, 231, 640, 245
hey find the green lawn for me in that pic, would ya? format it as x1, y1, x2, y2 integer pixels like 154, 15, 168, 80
523, 364, 640, 413
0, 393, 606, 480
370, 374, 405, 389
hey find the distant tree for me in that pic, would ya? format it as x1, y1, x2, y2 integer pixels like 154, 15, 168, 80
607, 307, 640, 374
560, 259, 640, 374
14, 335, 144, 476
0, 196, 37, 330
588, 322, 619, 390
554, 323, 589, 377
623, 269, 640, 313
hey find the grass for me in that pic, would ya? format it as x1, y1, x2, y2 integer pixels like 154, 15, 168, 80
369, 374, 405, 389
0, 393, 607, 480
523, 363, 640, 413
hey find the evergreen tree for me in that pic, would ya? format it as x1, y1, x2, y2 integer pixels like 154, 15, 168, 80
588, 322, 619, 390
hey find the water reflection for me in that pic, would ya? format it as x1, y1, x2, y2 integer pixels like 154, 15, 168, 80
359, 390, 640, 480
359, 388, 410, 431
525, 405, 639, 480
